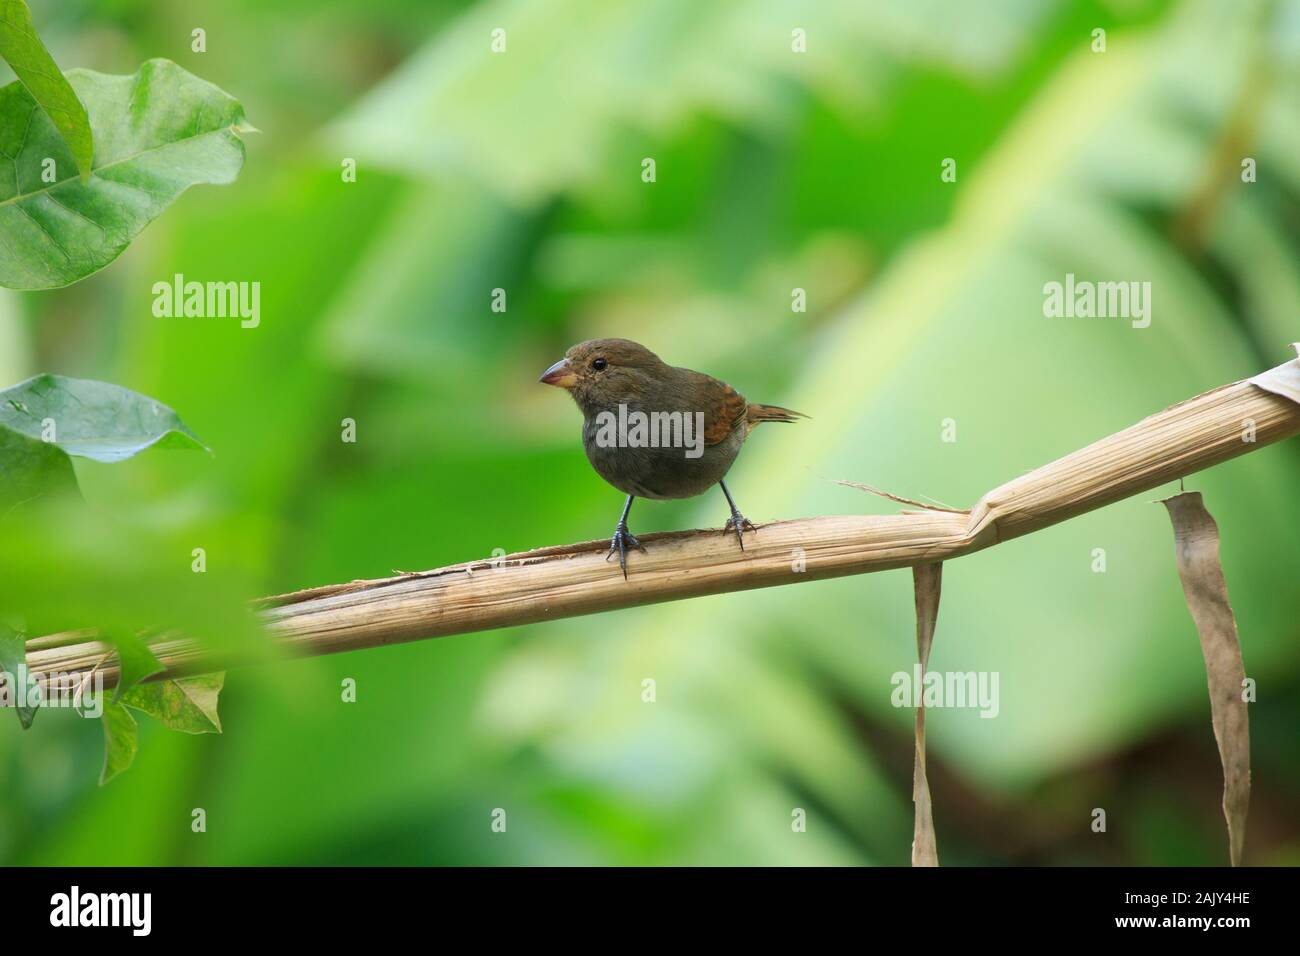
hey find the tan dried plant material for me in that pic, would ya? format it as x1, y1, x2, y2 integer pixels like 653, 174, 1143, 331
1160, 491, 1251, 866
911, 563, 942, 867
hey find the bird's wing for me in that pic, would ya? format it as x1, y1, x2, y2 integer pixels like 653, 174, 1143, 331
701, 378, 749, 446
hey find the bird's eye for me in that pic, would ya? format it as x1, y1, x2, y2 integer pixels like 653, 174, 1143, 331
591, 357, 608, 371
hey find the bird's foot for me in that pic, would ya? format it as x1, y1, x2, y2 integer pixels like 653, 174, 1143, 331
605, 523, 647, 579
723, 512, 757, 550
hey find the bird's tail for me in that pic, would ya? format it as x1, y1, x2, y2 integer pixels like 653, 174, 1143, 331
745, 403, 808, 427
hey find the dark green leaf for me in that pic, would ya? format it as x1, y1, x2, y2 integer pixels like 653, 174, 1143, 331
121, 673, 223, 733
0, 622, 39, 728
99, 698, 138, 785
0, 420, 78, 511
0, 374, 207, 463
0, 58, 250, 290
0, 0, 93, 177
107, 630, 164, 701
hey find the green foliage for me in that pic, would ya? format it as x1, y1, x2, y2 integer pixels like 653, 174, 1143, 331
0, 60, 250, 290
0, 371, 222, 774
99, 699, 137, 785
101, 675, 225, 784
0, 623, 39, 728
0, 418, 75, 510
0, 373, 207, 462
0, 0, 93, 177
0, 373, 207, 507
0, 9, 248, 791
329, 0, 1055, 204
120, 674, 224, 734
108, 630, 164, 702
0, 371, 205, 463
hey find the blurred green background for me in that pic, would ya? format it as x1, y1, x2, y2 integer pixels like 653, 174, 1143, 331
1, 0, 1298, 865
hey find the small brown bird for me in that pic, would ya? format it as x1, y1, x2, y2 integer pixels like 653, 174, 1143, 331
540, 338, 805, 577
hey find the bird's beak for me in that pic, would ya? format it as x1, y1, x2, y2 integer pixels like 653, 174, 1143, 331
539, 358, 578, 388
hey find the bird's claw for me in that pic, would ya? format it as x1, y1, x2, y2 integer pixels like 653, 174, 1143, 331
605, 523, 646, 579
723, 513, 756, 550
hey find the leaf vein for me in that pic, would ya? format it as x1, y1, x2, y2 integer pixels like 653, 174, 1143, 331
0, 124, 240, 210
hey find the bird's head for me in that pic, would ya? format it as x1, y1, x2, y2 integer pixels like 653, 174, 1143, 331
539, 338, 668, 412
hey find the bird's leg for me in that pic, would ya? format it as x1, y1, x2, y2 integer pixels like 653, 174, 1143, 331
719, 480, 756, 550
604, 494, 646, 579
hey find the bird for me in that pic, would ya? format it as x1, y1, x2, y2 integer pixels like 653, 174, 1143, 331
539, 338, 806, 578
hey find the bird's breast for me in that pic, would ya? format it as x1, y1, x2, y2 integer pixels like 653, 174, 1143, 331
580, 408, 742, 500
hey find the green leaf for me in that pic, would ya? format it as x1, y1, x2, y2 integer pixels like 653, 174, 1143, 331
0, 374, 207, 463
99, 698, 138, 785
121, 673, 224, 734
107, 630, 164, 701
0, 0, 93, 178
0, 621, 39, 728
96, 674, 223, 786
0, 418, 77, 511
0, 58, 250, 290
